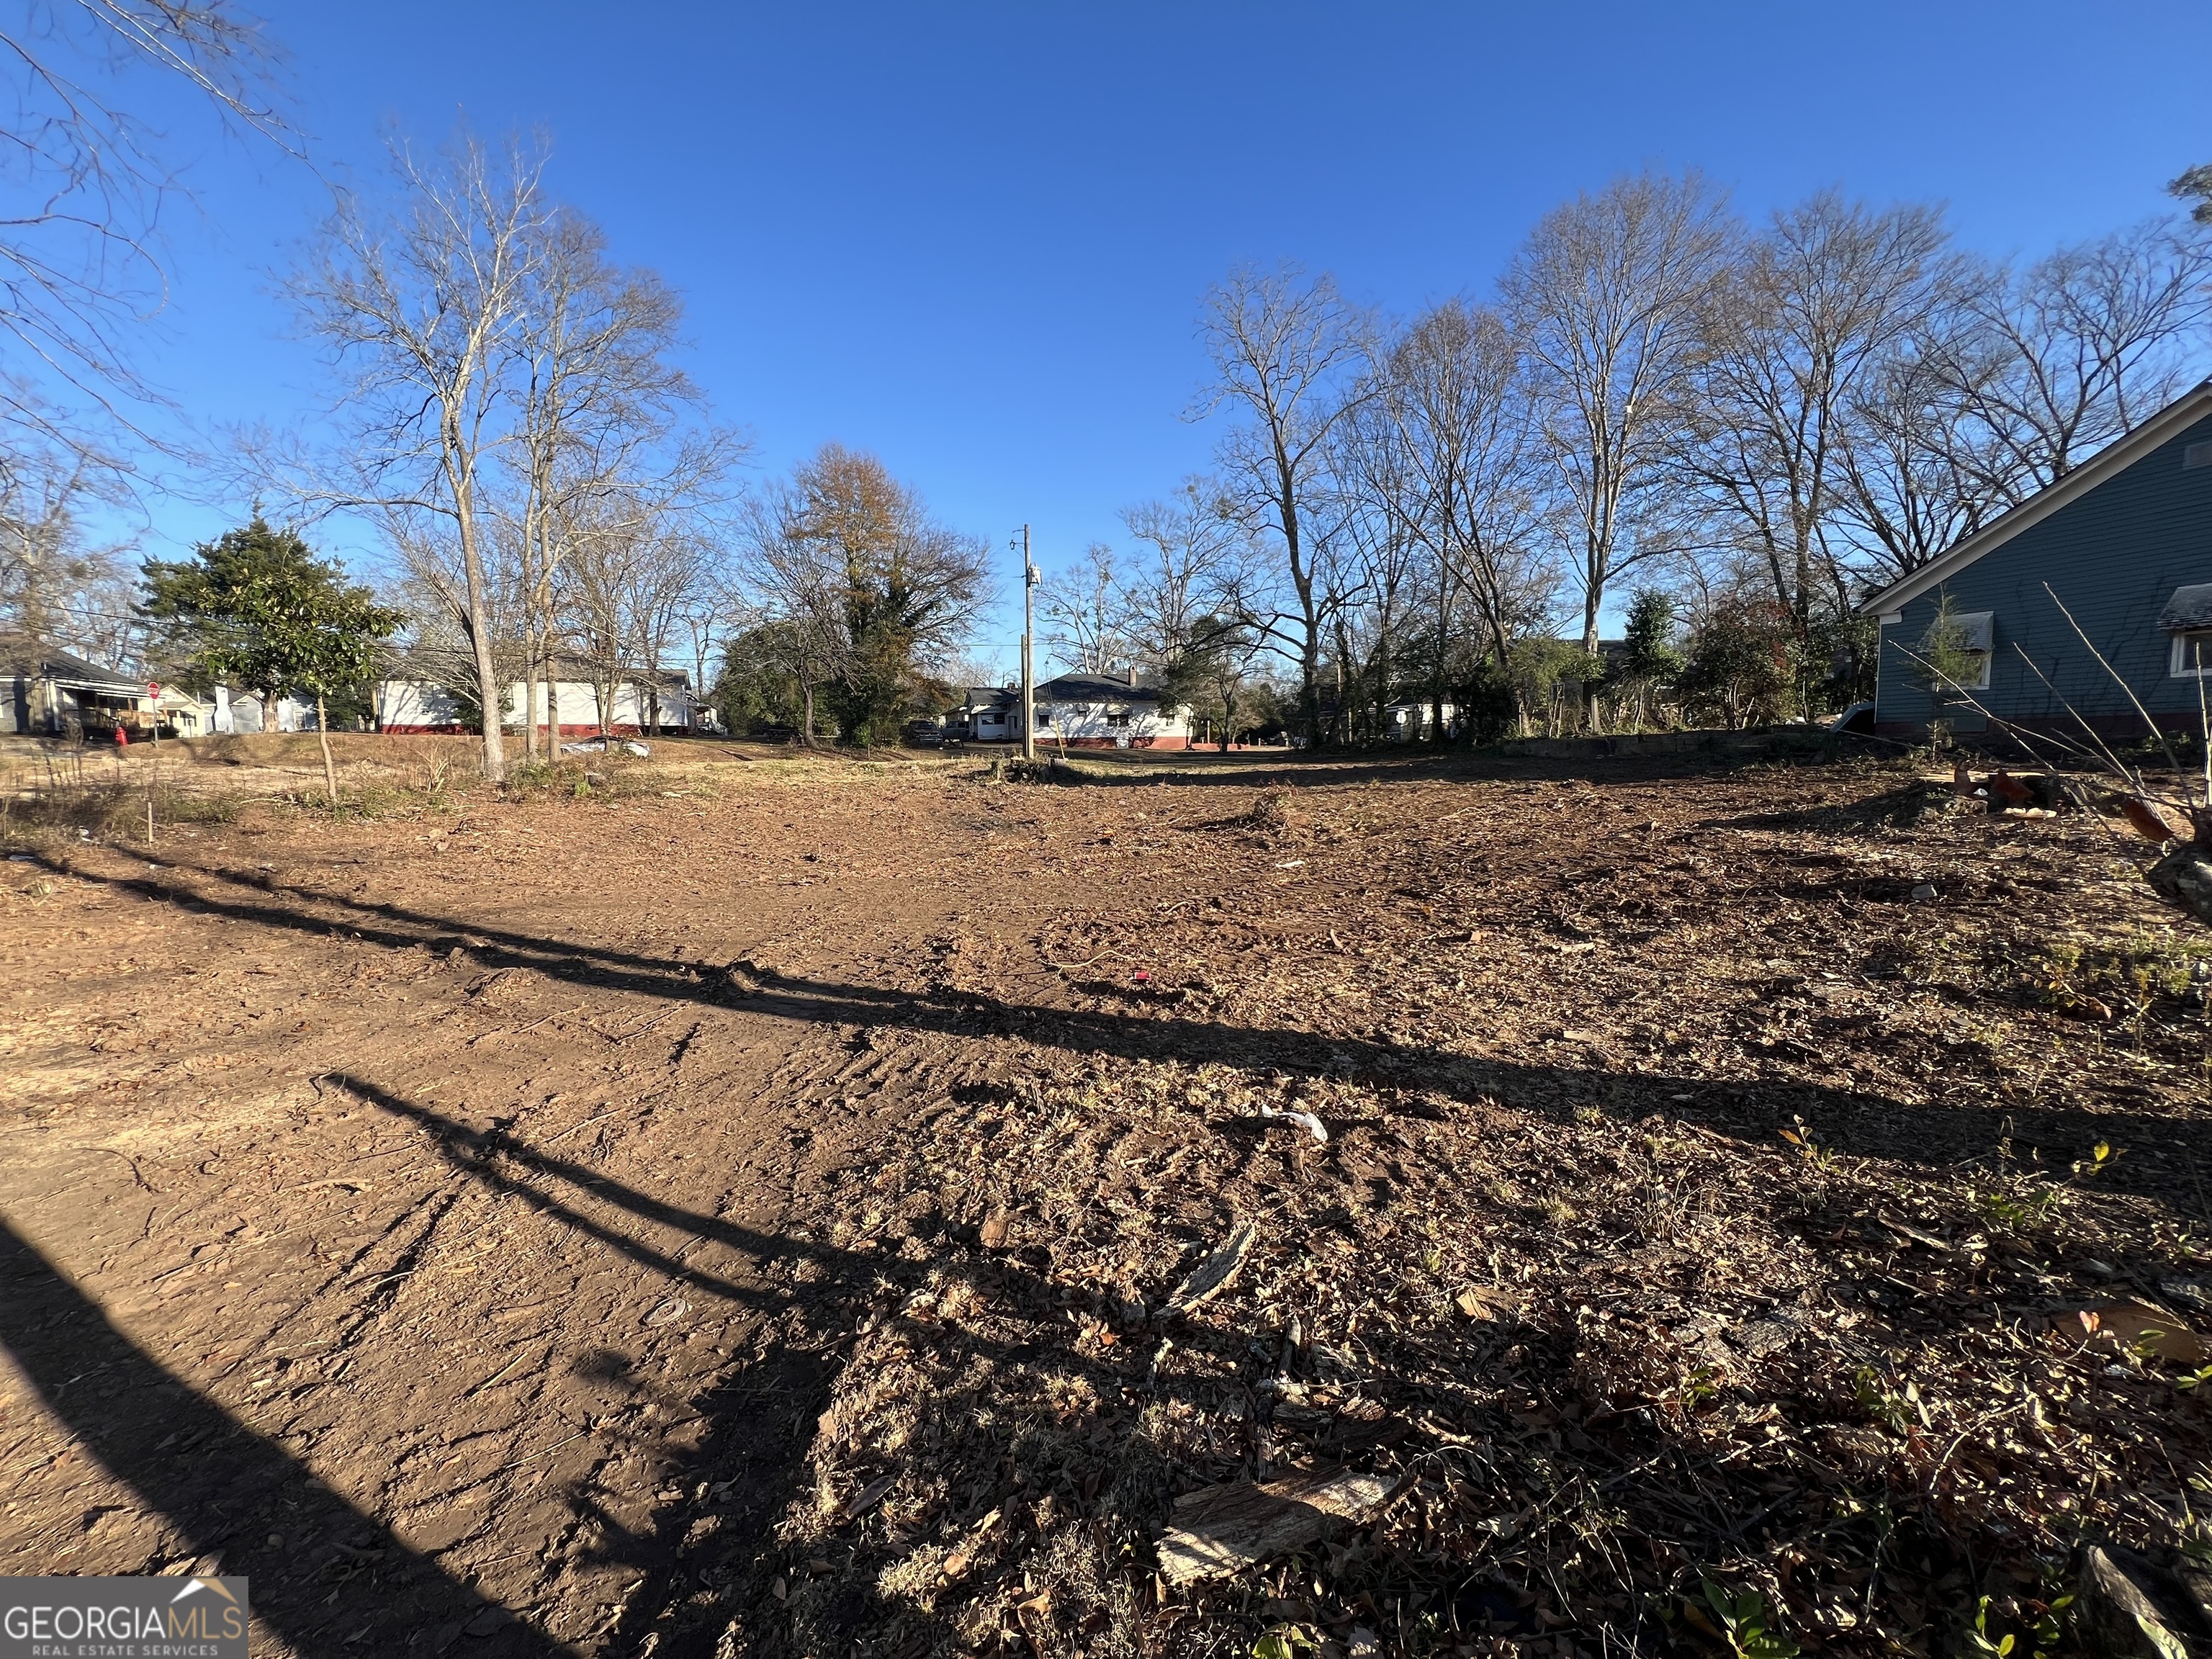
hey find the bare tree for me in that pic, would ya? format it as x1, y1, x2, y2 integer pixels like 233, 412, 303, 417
626, 528, 708, 735
734, 486, 845, 746
554, 497, 642, 739
1926, 220, 2212, 498
1678, 192, 1954, 641
383, 514, 526, 731
1834, 346, 2011, 583
508, 209, 707, 757
1118, 475, 1249, 678
1038, 541, 1126, 674
0, 426, 137, 663
1197, 265, 1372, 745
290, 129, 550, 781
0, 0, 289, 434
1501, 171, 1734, 696
1330, 401, 1424, 737
1375, 298, 1557, 732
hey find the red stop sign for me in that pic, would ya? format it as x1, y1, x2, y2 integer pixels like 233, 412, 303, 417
147, 682, 161, 696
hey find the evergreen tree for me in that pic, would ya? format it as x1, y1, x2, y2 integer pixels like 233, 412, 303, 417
143, 518, 405, 804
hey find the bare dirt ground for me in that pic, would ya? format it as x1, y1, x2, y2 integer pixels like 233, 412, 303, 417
1, 738, 2208, 1659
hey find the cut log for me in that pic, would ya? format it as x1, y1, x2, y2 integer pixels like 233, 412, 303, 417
2075, 1545, 2191, 1659
1156, 1467, 1397, 1585
1165, 1224, 1257, 1315
2148, 842, 2212, 926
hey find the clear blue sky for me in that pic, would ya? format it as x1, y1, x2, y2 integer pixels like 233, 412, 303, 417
129, 0, 2212, 672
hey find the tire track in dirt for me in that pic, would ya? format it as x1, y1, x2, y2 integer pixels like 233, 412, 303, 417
1, 765, 1320, 1652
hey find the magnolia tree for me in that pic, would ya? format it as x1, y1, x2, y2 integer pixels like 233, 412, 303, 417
144, 518, 404, 805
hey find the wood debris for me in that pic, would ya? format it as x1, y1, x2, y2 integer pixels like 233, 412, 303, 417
1157, 1467, 1398, 1584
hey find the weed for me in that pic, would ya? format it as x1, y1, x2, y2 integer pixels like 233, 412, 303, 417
1673, 1364, 1719, 1414
1961, 1595, 2015, 1658
1696, 1581, 1799, 1659
1853, 1365, 1928, 1436
2031, 935, 2211, 1022
2028, 1596, 2072, 1659
2072, 1140, 2122, 1182
1974, 1181, 2066, 1234
1777, 1115, 1838, 1170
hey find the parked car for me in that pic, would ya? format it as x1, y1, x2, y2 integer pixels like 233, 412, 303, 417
904, 716, 948, 747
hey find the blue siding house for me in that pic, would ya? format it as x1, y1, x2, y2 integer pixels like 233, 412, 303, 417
1859, 381, 2212, 739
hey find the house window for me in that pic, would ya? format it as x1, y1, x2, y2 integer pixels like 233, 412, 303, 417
2172, 632, 2212, 678
2185, 441, 2212, 470
1925, 609, 1993, 691
1105, 709, 1132, 727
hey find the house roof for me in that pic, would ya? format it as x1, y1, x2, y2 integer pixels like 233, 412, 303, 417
2159, 583, 2212, 631
534, 655, 689, 686
1037, 672, 1163, 703
0, 632, 145, 696
1856, 379, 2212, 619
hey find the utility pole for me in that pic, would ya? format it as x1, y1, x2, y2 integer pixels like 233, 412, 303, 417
1019, 524, 1038, 761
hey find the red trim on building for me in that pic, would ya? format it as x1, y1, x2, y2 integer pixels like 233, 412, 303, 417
379, 722, 680, 737
1053, 734, 1196, 750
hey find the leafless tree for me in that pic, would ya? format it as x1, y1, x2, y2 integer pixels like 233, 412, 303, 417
1197, 264, 1373, 745
0, 423, 137, 663
732, 479, 849, 745
0, 0, 290, 437
1117, 475, 1249, 675
289, 128, 551, 781
1375, 298, 1558, 732
1678, 192, 1954, 637
1329, 401, 1424, 737
1501, 171, 1734, 695
1038, 541, 1126, 674
383, 515, 526, 729
667, 542, 735, 731
626, 528, 710, 734
508, 209, 711, 756
1833, 346, 2011, 583
1925, 220, 2212, 498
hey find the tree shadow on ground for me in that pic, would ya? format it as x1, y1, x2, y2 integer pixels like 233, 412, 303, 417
1028, 747, 1806, 792
323, 1074, 1300, 1658
0, 1217, 561, 1656
317, 1077, 1835, 1657
47, 851, 2212, 1204
25, 842, 2211, 1653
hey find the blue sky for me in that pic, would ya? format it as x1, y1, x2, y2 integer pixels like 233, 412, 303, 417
126, 1, 2212, 672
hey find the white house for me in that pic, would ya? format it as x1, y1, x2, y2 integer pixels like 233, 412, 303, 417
204, 689, 336, 733
960, 668, 1196, 748
376, 660, 697, 737
1382, 701, 1459, 742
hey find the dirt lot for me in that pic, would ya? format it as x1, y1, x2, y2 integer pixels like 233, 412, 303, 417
2, 737, 2209, 1659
